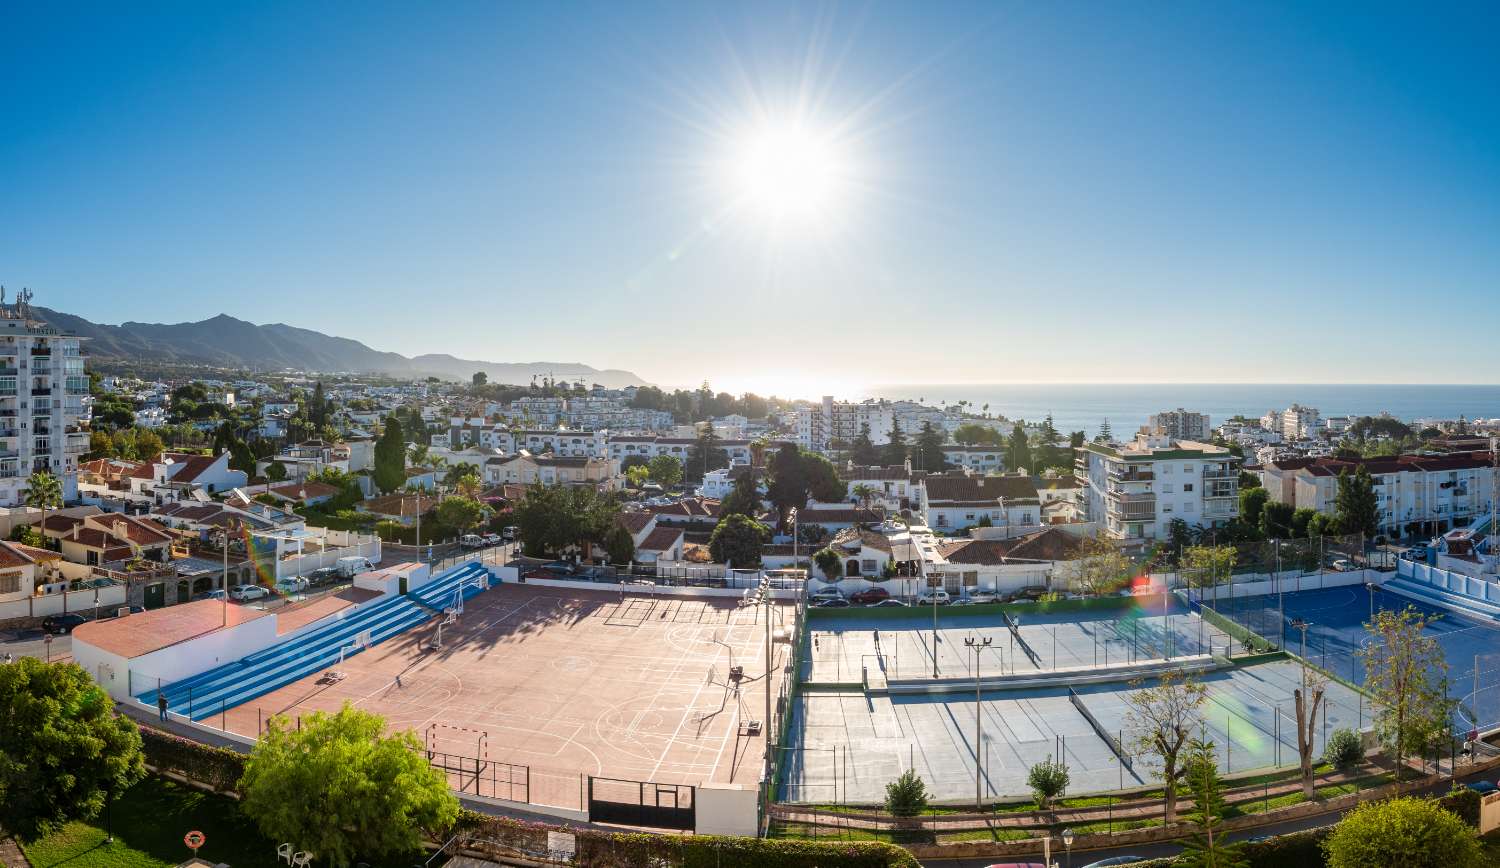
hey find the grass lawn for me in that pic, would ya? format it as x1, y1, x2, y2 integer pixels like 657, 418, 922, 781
22, 777, 282, 868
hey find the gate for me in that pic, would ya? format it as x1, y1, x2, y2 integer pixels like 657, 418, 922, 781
587, 776, 695, 831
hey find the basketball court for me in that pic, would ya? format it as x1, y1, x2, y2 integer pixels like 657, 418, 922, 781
218, 583, 792, 814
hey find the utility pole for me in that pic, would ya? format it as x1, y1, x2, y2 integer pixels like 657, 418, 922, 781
965, 634, 992, 809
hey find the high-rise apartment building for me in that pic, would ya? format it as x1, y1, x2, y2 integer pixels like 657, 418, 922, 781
0, 292, 87, 505
1145, 408, 1211, 441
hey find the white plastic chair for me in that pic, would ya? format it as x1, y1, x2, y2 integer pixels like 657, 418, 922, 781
277, 844, 294, 865
292, 852, 313, 868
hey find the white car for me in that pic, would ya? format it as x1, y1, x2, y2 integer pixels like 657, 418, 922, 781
810, 587, 845, 602
950, 596, 976, 606
273, 577, 308, 595
917, 589, 951, 605
229, 584, 269, 601
969, 589, 998, 604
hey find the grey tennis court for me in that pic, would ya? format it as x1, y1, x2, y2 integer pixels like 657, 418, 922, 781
783, 656, 1368, 805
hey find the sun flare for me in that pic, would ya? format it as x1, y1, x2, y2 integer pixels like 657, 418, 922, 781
728, 121, 849, 221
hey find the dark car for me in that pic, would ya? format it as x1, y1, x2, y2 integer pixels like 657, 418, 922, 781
1081, 857, 1149, 867
850, 587, 891, 605
816, 598, 852, 608
1465, 780, 1499, 794
307, 567, 340, 586
42, 613, 89, 635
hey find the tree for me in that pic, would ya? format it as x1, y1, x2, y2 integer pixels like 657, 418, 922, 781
471, 371, 487, 387
1323, 796, 1481, 868
24, 470, 63, 543
1335, 466, 1380, 539
1065, 536, 1132, 596
1238, 486, 1269, 530
240, 704, 459, 867
884, 769, 929, 817
1006, 423, 1032, 475
134, 427, 165, 460
603, 524, 635, 564
707, 514, 770, 568
1307, 511, 1337, 538
1293, 665, 1327, 799
914, 422, 948, 472
851, 483, 880, 515
1124, 670, 1207, 821
766, 443, 809, 530
1358, 607, 1454, 778
1177, 736, 1247, 868
881, 422, 907, 466
850, 423, 880, 465
648, 454, 684, 488
373, 415, 407, 493
1027, 755, 1069, 810
1096, 418, 1113, 443
1323, 727, 1362, 771
1039, 413, 1061, 448
442, 461, 481, 491
265, 459, 288, 483
625, 464, 651, 489
0, 658, 146, 837
685, 426, 728, 481
1181, 545, 1236, 611
718, 473, 761, 521
1260, 500, 1295, 539
435, 496, 489, 533
953, 423, 1003, 446
812, 547, 843, 580
1291, 507, 1318, 539
802, 451, 848, 503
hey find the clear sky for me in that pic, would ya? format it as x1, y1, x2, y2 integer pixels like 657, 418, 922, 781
4, 2, 1498, 395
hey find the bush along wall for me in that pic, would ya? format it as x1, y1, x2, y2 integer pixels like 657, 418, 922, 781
138, 725, 247, 794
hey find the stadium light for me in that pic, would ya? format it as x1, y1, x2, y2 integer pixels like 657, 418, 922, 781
965, 634, 992, 809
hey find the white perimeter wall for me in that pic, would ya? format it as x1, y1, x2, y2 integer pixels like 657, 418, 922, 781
1175, 568, 1379, 601
695, 783, 759, 836
85, 615, 283, 702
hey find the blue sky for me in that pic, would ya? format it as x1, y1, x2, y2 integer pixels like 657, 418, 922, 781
3, 2, 1498, 394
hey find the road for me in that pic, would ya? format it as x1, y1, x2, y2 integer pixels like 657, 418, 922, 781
918, 768, 1488, 867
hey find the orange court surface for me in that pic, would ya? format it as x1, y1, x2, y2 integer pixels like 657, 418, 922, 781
219, 583, 791, 811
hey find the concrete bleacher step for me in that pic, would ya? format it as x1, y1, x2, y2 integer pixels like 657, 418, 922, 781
1382, 578, 1500, 622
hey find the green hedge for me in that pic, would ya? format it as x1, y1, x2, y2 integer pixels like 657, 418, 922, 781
138, 725, 247, 794
1241, 827, 1329, 868
453, 811, 918, 867
1438, 786, 1481, 827
1193, 599, 1275, 653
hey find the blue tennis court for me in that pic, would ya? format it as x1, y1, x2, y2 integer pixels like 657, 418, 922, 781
1217, 585, 1500, 732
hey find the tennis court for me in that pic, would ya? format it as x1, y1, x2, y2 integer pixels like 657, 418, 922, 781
783, 658, 1367, 804
1213, 584, 1500, 732
217, 583, 791, 813
803, 596, 1235, 684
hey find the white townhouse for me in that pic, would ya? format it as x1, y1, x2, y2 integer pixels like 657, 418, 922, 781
941, 445, 1006, 473
918, 474, 1040, 534
1075, 433, 1240, 543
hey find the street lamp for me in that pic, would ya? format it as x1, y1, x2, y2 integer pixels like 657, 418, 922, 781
1290, 617, 1310, 662
1061, 827, 1074, 868
965, 634, 993, 809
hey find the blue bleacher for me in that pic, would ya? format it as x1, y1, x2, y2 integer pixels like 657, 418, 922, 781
136, 560, 495, 721
1382, 576, 1500, 623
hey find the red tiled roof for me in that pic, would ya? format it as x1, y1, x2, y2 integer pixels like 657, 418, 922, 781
269, 482, 340, 501
361, 494, 435, 517
638, 526, 684, 553
72, 599, 271, 659
618, 512, 653, 534
923, 475, 1039, 505
162, 452, 218, 483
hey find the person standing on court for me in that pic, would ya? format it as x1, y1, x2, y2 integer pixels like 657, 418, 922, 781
157, 690, 169, 722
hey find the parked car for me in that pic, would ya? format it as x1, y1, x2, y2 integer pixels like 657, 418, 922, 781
307, 568, 340, 586
193, 589, 227, 601
917, 589, 951, 605
969, 589, 999, 604
229, 584, 269, 601
274, 577, 309, 595
950, 596, 976, 606
481, 533, 503, 546
335, 556, 374, 578
1465, 779, 1499, 794
810, 587, 845, 602
541, 561, 576, 575
982, 863, 1047, 868
871, 598, 909, 608
502, 526, 519, 541
1404, 545, 1429, 560
460, 534, 485, 549
849, 587, 890, 605
1081, 858, 1149, 867
816, 598, 852, 608
1330, 558, 1354, 571
42, 613, 90, 634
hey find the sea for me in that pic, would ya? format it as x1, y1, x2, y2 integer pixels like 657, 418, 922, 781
854, 384, 1500, 437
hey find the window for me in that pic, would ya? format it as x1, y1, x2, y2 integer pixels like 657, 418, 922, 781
1185, 502, 1195, 513
1184, 483, 1193, 492
1184, 464, 1195, 473
1162, 465, 1172, 474
1162, 504, 1173, 513
861, 559, 877, 573
0, 571, 18, 594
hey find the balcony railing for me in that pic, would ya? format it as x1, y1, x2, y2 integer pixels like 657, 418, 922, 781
1202, 467, 1238, 479
30, 387, 50, 396
1108, 469, 1155, 484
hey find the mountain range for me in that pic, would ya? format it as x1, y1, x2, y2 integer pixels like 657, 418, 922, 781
33, 307, 649, 388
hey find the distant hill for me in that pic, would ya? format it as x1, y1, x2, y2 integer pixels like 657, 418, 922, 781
33, 307, 649, 388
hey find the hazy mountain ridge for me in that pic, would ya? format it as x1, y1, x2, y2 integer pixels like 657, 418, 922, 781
33, 307, 648, 388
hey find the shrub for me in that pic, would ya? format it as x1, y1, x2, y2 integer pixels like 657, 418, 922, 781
1439, 786, 1481, 828
813, 547, 843, 580
1241, 828, 1329, 868
884, 769, 929, 818
1027, 755, 1070, 810
138, 725, 247, 793
1323, 727, 1363, 770
1323, 796, 1481, 868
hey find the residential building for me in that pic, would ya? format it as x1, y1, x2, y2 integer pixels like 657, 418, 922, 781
918, 474, 1040, 533
1075, 433, 1241, 542
941, 445, 1006, 473
796, 397, 896, 452
1258, 451, 1500, 539
0, 296, 89, 506
1262, 404, 1322, 441
483, 453, 617, 489
1145, 408, 1211, 442
0, 539, 63, 602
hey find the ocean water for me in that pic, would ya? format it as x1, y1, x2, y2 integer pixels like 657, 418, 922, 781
856, 384, 1500, 437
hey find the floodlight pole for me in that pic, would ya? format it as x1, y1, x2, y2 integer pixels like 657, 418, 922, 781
966, 634, 992, 809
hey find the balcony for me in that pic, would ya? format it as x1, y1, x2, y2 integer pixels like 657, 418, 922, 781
31, 406, 51, 417
29, 347, 50, 356
1108, 468, 1155, 483
30, 387, 50, 396
1202, 467, 1238, 479
1106, 491, 1157, 520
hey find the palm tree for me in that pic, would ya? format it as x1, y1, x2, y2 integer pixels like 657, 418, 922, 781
407, 443, 432, 468
25, 470, 63, 550
851, 483, 880, 518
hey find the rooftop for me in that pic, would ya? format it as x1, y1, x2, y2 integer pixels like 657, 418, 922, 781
72, 599, 271, 659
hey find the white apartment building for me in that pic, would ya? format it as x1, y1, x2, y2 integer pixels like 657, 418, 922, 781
1076, 433, 1240, 542
1261, 405, 1322, 441
0, 298, 88, 505
796, 397, 896, 452
941, 445, 1006, 473
1258, 451, 1500, 539
1146, 408, 1211, 442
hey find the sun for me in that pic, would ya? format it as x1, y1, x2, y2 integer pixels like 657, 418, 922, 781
728, 121, 850, 222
